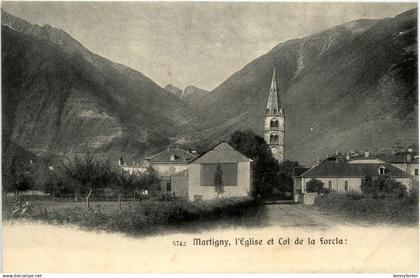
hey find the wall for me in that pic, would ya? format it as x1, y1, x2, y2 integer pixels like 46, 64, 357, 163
303, 193, 318, 205
121, 165, 148, 175
302, 177, 414, 192
187, 162, 252, 201
302, 177, 362, 192
392, 163, 419, 181
152, 164, 188, 177
171, 176, 189, 197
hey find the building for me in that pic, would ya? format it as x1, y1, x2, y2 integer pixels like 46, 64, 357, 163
166, 142, 253, 201
376, 151, 419, 181
297, 162, 413, 193
346, 150, 419, 181
264, 68, 285, 163
119, 147, 197, 192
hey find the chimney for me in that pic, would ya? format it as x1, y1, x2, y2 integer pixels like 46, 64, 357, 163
407, 154, 412, 162
346, 153, 350, 161
364, 150, 369, 158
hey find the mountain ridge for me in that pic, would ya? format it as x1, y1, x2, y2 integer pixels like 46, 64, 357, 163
189, 8, 417, 164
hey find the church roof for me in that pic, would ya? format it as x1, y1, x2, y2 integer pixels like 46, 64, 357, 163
301, 162, 410, 178
265, 68, 282, 115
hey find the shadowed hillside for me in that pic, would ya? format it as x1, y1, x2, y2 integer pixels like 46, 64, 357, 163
2, 10, 192, 161
189, 9, 418, 165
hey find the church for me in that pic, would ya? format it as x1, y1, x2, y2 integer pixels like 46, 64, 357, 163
264, 68, 285, 163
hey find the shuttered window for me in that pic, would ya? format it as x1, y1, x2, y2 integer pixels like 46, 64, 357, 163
201, 163, 238, 186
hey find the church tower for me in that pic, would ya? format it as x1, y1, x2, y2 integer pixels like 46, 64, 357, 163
264, 68, 285, 163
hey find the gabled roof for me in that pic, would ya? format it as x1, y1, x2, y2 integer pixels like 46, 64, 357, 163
301, 162, 411, 178
147, 148, 196, 164
189, 141, 252, 164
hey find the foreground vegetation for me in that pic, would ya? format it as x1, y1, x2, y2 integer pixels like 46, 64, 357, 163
12, 197, 258, 235
314, 190, 418, 225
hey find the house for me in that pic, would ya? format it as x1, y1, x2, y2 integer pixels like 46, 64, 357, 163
296, 162, 413, 194
166, 142, 253, 201
376, 152, 419, 181
119, 147, 197, 193
346, 150, 419, 181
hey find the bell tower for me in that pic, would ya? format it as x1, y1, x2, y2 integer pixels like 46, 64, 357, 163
264, 68, 285, 163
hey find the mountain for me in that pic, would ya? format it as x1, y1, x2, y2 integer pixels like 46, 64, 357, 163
164, 84, 183, 98
164, 84, 209, 105
2, 9, 191, 161
182, 86, 209, 105
190, 9, 418, 165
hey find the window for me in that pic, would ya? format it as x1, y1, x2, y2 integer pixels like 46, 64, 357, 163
273, 108, 277, 114
415, 169, 418, 176
344, 181, 349, 191
201, 163, 238, 186
166, 182, 171, 192
328, 180, 332, 191
270, 134, 279, 144
378, 165, 386, 175
270, 119, 279, 128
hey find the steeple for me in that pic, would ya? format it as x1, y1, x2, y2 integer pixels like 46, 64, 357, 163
265, 68, 283, 115
263, 67, 285, 163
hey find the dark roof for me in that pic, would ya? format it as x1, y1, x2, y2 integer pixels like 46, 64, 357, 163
293, 167, 310, 177
302, 162, 411, 178
147, 148, 196, 164
377, 152, 419, 164
189, 141, 252, 164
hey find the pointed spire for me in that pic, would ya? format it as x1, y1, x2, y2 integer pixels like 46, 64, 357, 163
265, 68, 282, 115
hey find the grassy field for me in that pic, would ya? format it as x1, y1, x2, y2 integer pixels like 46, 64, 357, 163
2, 199, 139, 220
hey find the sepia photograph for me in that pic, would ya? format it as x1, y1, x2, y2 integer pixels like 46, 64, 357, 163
1, 1, 419, 274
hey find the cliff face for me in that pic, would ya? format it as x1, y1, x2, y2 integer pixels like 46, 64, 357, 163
2, 10, 191, 160
190, 10, 417, 164
164, 84, 209, 105
182, 86, 209, 105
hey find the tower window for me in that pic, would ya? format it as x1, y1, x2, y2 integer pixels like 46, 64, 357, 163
328, 180, 332, 191
273, 108, 277, 114
270, 134, 279, 144
344, 181, 349, 191
270, 119, 279, 128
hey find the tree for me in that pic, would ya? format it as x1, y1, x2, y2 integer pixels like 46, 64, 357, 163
277, 160, 302, 193
62, 154, 113, 209
360, 175, 374, 195
114, 169, 138, 208
306, 179, 324, 193
214, 163, 224, 197
228, 130, 279, 197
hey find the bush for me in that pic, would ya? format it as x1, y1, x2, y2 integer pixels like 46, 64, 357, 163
360, 175, 408, 199
21, 197, 257, 234
314, 192, 418, 224
306, 179, 324, 193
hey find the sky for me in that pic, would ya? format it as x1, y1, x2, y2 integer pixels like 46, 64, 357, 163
2, 1, 416, 90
